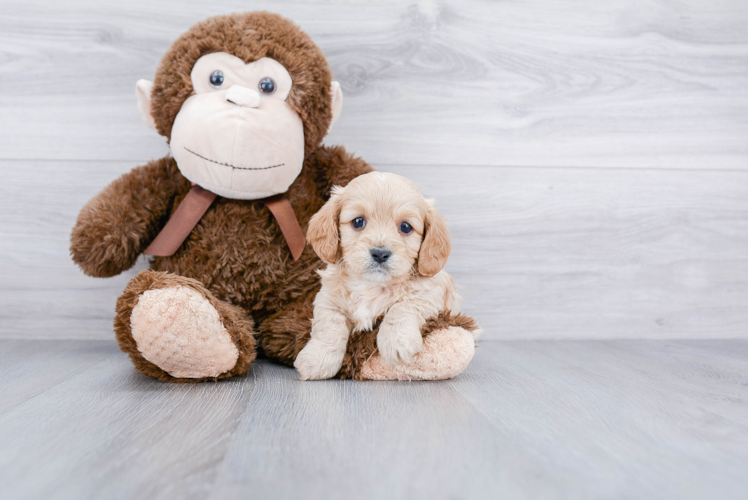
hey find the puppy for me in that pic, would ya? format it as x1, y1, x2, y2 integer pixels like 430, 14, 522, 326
295, 171, 469, 380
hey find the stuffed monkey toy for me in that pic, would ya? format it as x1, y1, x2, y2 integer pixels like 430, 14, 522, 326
70, 12, 477, 382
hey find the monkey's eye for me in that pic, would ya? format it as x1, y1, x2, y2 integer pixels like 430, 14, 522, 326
352, 217, 366, 229
400, 222, 413, 234
209, 70, 225, 89
259, 77, 276, 95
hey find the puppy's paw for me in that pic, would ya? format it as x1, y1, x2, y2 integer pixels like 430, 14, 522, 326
294, 339, 345, 380
377, 324, 423, 366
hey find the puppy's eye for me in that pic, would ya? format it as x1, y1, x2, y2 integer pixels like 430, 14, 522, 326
352, 217, 366, 229
400, 222, 413, 234
209, 70, 225, 89
259, 77, 276, 94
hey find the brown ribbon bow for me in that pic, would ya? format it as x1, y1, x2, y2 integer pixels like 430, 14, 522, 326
144, 185, 306, 261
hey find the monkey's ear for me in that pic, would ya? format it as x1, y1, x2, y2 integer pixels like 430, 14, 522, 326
307, 186, 344, 264
328, 81, 343, 132
135, 79, 157, 131
417, 200, 451, 277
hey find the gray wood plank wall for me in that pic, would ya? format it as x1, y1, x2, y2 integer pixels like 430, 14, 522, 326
1, 0, 747, 340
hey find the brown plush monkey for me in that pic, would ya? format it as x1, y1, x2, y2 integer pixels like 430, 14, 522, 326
70, 12, 477, 382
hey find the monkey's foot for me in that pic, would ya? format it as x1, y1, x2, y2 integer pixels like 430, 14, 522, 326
360, 326, 475, 381
332, 311, 479, 381
115, 270, 256, 382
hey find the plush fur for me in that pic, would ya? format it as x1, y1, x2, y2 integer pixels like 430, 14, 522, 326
150, 12, 333, 158
262, 306, 479, 381
295, 172, 476, 380
131, 286, 240, 379
361, 327, 475, 380
82, 145, 371, 382
70, 12, 478, 382
114, 270, 256, 383
343, 312, 479, 380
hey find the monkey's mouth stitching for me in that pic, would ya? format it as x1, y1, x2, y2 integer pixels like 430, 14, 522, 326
184, 147, 284, 171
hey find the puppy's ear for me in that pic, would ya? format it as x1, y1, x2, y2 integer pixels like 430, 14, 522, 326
417, 200, 451, 277
308, 186, 344, 264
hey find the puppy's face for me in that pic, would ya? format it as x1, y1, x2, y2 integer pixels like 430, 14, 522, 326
308, 172, 451, 281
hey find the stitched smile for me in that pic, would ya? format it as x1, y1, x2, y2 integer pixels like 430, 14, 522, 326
184, 147, 285, 171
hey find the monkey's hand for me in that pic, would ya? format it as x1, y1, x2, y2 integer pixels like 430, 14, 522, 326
70, 157, 180, 278
377, 307, 424, 366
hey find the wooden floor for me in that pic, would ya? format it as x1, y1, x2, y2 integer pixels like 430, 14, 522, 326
1, 339, 746, 500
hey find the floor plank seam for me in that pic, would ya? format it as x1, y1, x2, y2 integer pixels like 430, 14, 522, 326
0, 353, 121, 419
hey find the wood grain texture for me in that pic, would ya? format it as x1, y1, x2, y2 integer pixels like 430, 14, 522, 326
449, 340, 748, 500
3, 159, 748, 340
0, 342, 258, 500
0, 340, 116, 415
0, 0, 746, 168
0, 339, 746, 499
207, 360, 562, 500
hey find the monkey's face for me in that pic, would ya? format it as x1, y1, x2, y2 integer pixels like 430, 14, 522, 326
139, 13, 344, 199
168, 52, 305, 200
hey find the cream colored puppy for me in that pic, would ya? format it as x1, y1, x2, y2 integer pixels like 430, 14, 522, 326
295, 172, 469, 380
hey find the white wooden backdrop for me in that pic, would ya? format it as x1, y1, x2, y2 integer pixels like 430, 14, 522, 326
1, 0, 747, 340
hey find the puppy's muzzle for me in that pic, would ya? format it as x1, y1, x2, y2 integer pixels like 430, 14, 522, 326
370, 247, 392, 265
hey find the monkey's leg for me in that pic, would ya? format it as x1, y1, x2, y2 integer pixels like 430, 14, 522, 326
261, 304, 478, 381
345, 312, 480, 381
259, 295, 315, 367
114, 270, 256, 382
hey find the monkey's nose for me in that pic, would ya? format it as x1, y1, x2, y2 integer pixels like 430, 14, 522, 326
226, 85, 261, 108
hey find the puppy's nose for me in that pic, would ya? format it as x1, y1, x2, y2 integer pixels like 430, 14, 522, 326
370, 247, 392, 264
226, 85, 261, 108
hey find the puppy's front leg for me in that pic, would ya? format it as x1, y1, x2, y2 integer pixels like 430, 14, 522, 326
295, 303, 350, 380
377, 302, 425, 366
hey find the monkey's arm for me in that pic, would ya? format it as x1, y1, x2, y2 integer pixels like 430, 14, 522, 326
309, 145, 374, 197
70, 156, 181, 278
